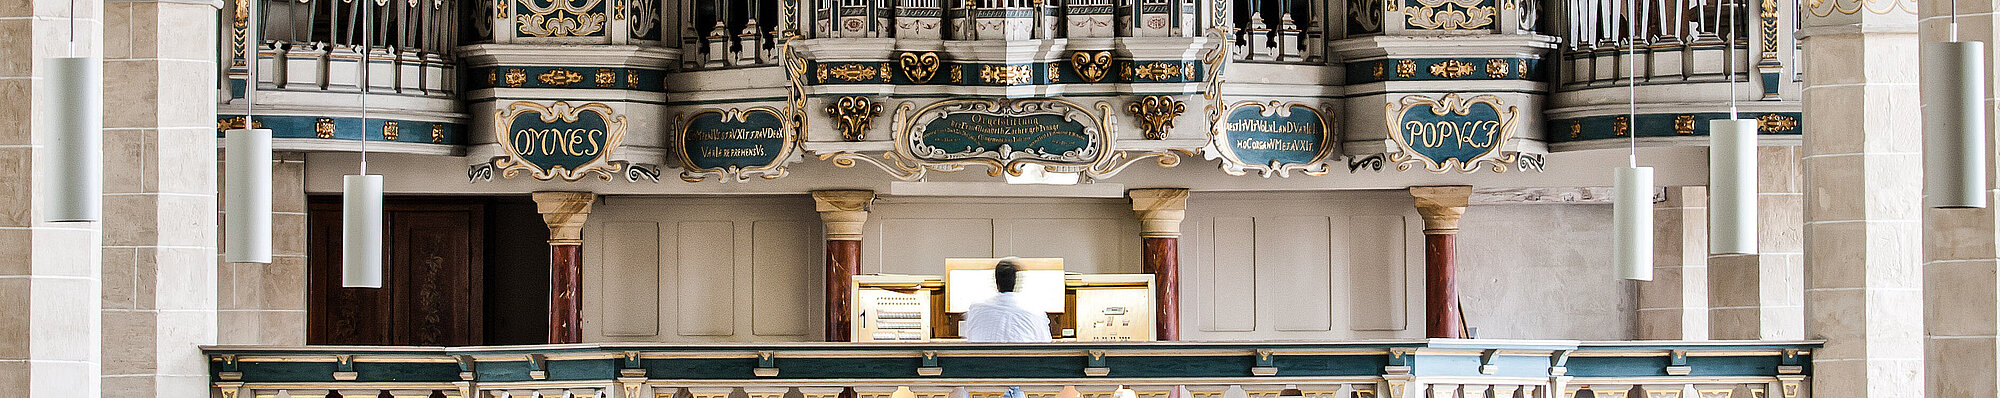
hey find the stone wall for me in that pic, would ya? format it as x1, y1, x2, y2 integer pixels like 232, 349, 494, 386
216, 152, 308, 345
1457, 203, 1634, 340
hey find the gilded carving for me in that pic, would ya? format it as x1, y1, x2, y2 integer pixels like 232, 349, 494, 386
900, 52, 942, 84
1428, 59, 1477, 78
949, 65, 963, 82
594, 68, 617, 87
505, 68, 528, 87
517, 0, 609, 37
1518, 59, 1528, 77
1757, 113, 1798, 133
1373, 64, 1386, 79
1126, 95, 1186, 140
1760, 0, 1781, 55
823, 63, 884, 82
315, 118, 337, 138
215, 116, 266, 134
231, 0, 250, 59
1674, 115, 1696, 135
1806, 0, 1913, 16
1570, 120, 1582, 139
432, 124, 445, 143
1485, 59, 1509, 78
826, 96, 882, 141
383, 121, 400, 141
822, 99, 1178, 183
1612, 115, 1629, 136
1126, 62, 1183, 81
539, 69, 585, 86
1072, 51, 1114, 82
493, 101, 630, 181
1383, 93, 1520, 173
1396, 59, 1416, 78
981, 65, 1034, 85
1404, 0, 1496, 30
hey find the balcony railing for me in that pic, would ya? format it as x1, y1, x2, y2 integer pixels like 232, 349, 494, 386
204, 340, 1815, 398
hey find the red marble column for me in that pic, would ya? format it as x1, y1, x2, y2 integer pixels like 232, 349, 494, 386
813, 190, 874, 342
825, 240, 862, 342
533, 192, 596, 344
549, 244, 584, 343
1130, 188, 1188, 341
1411, 186, 1471, 339
1142, 236, 1180, 341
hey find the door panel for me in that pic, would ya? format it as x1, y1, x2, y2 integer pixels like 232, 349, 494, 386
309, 198, 486, 346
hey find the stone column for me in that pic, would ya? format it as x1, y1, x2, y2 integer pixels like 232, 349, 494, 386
1922, 0, 2000, 394
217, 152, 309, 345
1411, 186, 1471, 338
100, 0, 223, 394
1638, 186, 1709, 340
533, 192, 595, 344
1800, 2, 1925, 396
1128, 188, 1189, 341
1, 0, 107, 393
812, 190, 874, 342
1709, 146, 1806, 340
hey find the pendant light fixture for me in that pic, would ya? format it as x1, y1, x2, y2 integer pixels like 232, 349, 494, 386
1922, 0, 1987, 208
1613, 0, 1654, 281
343, 1, 384, 288
1709, 2, 1757, 255
225, 1, 274, 264
43, 0, 101, 223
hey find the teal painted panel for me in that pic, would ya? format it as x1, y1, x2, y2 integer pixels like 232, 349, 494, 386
936, 356, 1089, 378
217, 115, 467, 145
547, 358, 620, 381
1220, 104, 1331, 168
504, 108, 613, 171
477, 360, 537, 382
1268, 355, 1391, 377
1103, 356, 1256, 377
351, 361, 462, 382
1546, 112, 1802, 143
916, 113, 1093, 159
771, 357, 926, 378
682, 109, 788, 170
236, 361, 341, 383
645, 358, 762, 379
1565, 356, 1671, 377
1395, 100, 1508, 165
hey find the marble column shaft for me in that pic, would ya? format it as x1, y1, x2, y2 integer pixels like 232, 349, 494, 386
1129, 188, 1188, 341
1411, 186, 1471, 339
1800, 2, 1926, 396
1921, 0, 2000, 395
813, 190, 874, 342
534, 191, 595, 344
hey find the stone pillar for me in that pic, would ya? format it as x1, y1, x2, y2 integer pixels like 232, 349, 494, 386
1, 0, 107, 393
1638, 186, 1709, 340
1411, 186, 1471, 338
1709, 146, 1806, 340
812, 190, 874, 342
1128, 188, 1189, 341
533, 192, 595, 344
100, 0, 222, 394
217, 152, 309, 345
1800, 2, 1925, 396
1922, 0, 2000, 394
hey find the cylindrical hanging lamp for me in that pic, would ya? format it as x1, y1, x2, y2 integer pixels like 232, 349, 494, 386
1614, 166, 1655, 281
343, 174, 383, 288
1709, 119, 1758, 254
43, 56, 102, 223
1922, 41, 1988, 208
224, 129, 274, 263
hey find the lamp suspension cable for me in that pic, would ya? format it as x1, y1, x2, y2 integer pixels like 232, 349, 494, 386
1613, 0, 1656, 280
44, 0, 102, 222
223, 0, 276, 263
1707, 0, 1760, 255
343, 0, 385, 288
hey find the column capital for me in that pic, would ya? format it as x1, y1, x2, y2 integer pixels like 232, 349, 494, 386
1411, 185, 1473, 235
812, 190, 875, 241
533, 191, 596, 245
1130, 188, 1190, 238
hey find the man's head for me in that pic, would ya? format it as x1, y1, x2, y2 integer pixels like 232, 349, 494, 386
994, 257, 1020, 293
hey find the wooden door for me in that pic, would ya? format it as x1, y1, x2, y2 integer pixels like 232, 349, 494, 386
308, 198, 486, 346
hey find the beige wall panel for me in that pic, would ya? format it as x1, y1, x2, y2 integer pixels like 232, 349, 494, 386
1457, 204, 1631, 340
751, 220, 812, 337
600, 222, 662, 337
877, 219, 995, 275
676, 221, 738, 336
1002, 218, 1133, 273
1256, 216, 1335, 332
1202, 217, 1258, 332
1347, 215, 1409, 331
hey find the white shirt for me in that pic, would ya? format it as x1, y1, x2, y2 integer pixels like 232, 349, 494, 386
962, 292, 1052, 342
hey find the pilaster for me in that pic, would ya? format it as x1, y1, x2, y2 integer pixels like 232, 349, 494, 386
1411, 186, 1471, 338
1639, 186, 1709, 340
533, 191, 596, 343
813, 190, 874, 341
1129, 188, 1189, 340
1800, 1, 1925, 396
1920, 0, 2000, 394
1710, 146, 1806, 340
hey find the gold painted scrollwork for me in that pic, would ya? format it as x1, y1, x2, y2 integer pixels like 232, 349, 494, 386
594, 68, 617, 87
980, 65, 1034, 85
493, 101, 630, 182
1757, 113, 1798, 133
1383, 93, 1520, 173
382, 121, 400, 141
1485, 59, 1509, 78
826, 96, 882, 141
900, 52, 942, 84
1805, 0, 1913, 16
823, 64, 883, 82
1428, 59, 1477, 78
821, 99, 1175, 183
505, 68, 528, 87
216, 116, 265, 134
1404, 0, 1496, 30
538, 69, 585, 86
1674, 115, 1696, 135
1127, 95, 1186, 140
1126, 62, 1184, 81
315, 118, 336, 138
1072, 50, 1114, 83
1612, 115, 1629, 136
516, 0, 609, 37
431, 124, 445, 143
1396, 59, 1416, 78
